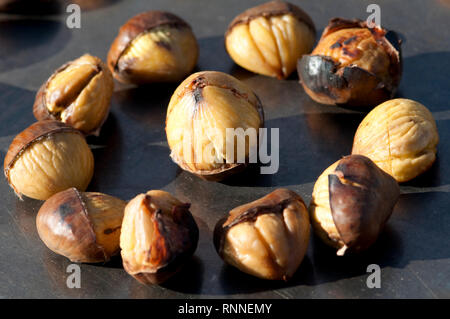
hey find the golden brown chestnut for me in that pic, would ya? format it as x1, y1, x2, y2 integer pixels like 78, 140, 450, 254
120, 190, 199, 285
36, 188, 126, 263
352, 98, 439, 182
33, 54, 114, 136
165, 71, 264, 181
298, 18, 402, 109
3, 120, 94, 200
225, 0, 316, 79
214, 189, 310, 281
309, 155, 399, 256
107, 11, 198, 84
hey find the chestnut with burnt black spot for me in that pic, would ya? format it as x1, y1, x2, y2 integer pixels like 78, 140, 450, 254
298, 18, 402, 109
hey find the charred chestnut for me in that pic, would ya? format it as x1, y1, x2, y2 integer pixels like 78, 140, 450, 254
3, 120, 94, 200
33, 54, 114, 136
36, 188, 126, 263
298, 18, 402, 109
214, 189, 310, 281
107, 11, 198, 84
225, 0, 316, 79
309, 155, 399, 255
165, 71, 264, 181
352, 98, 439, 182
120, 190, 199, 285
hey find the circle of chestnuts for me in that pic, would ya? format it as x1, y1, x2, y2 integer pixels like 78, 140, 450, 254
2, 1, 439, 286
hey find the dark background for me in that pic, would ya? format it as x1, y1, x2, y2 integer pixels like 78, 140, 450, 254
0, 0, 449, 298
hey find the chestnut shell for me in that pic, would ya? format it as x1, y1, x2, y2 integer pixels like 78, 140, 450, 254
298, 18, 402, 109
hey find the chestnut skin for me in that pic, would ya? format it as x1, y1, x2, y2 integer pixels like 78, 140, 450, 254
214, 188, 310, 281
3, 120, 94, 200
107, 11, 198, 84
120, 190, 199, 285
225, 0, 316, 79
33, 54, 114, 136
36, 188, 127, 263
309, 155, 399, 256
298, 18, 402, 109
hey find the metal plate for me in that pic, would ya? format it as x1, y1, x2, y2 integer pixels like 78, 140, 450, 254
0, 0, 449, 298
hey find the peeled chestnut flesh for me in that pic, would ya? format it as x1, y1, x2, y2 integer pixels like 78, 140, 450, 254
120, 190, 199, 285
352, 98, 439, 182
36, 188, 126, 263
166, 71, 264, 181
214, 188, 310, 281
107, 11, 198, 84
33, 54, 114, 136
309, 155, 399, 255
225, 0, 315, 79
3, 120, 94, 200
298, 18, 402, 109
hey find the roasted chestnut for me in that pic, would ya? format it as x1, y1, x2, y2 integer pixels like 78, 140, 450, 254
225, 0, 315, 79
298, 18, 402, 109
3, 120, 94, 200
33, 54, 114, 136
36, 188, 126, 263
107, 11, 198, 84
309, 155, 399, 256
120, 190, 199, 285
352, 98, 439, 182
214, 188, 310, 281
165, 71, 264, 181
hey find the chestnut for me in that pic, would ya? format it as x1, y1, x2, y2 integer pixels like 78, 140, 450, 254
33, 54, 114, 136
214, 188, 310, 281
225, 0, 316, 79
120, 190, 199, 285
298, 18, 402, 109
165, 71, 264, 181
3, 120, 94, 200
107, 11, 198, 84
36, 188, 126, 263
352, 98, 439, 182
309, 155, 399, 256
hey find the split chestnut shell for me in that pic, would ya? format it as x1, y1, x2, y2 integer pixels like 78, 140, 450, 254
214, 188, 310, 281
3, 120, 94, 200
107, 11, 198, 84
225, 0, 316, 79
309, 155, 399, 255
36, 188, 127, 263
120, 190, 199, 285
298, 18, 402, 109
33, 54, 114, 136
165, 71, 264, 181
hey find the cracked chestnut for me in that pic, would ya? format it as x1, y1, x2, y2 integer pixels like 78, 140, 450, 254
33, 54, 114, 136
298, 18, 402, 109
36, 187, 126, 263
3, 120, 94, 200
214, 188, 310, 281
165, 71, 264, 181
120, 190, 199, 285
352, 98, 439, 182
225, 0, 316, 79
309, 155, 399, 256
107, 11, 198, 84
